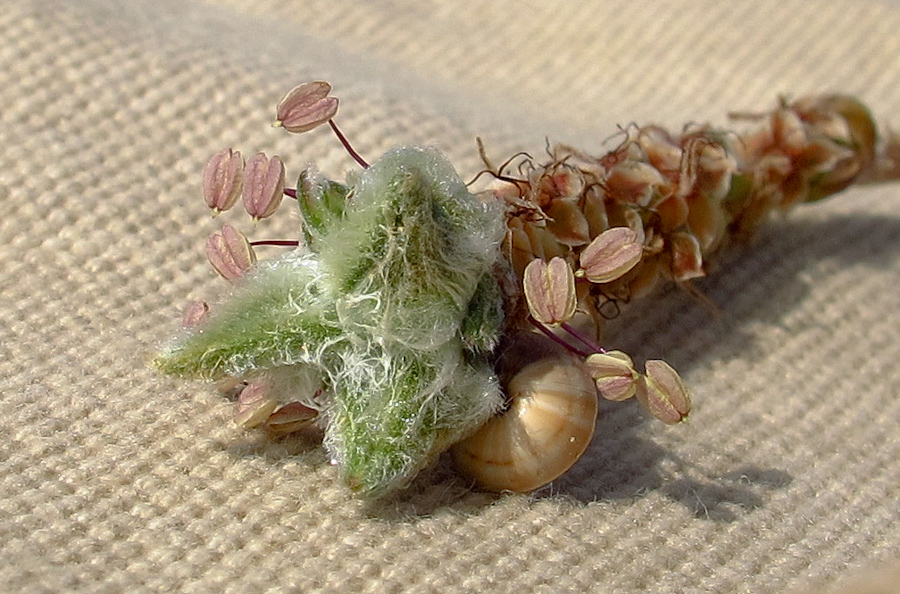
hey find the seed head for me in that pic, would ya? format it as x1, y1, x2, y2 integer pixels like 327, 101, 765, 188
202, 148, 244, 213
242, 153, 285, 220
274, 81, 339, 134
206, 223, 257, 281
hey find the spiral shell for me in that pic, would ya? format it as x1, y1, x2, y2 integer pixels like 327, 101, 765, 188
451, 342, 598, 493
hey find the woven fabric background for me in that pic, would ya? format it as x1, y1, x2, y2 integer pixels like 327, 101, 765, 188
2, 1, 899, 592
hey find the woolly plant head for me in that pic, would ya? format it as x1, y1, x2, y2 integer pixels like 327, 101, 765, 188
320, 147, 505, 351
156, 146, 508, 497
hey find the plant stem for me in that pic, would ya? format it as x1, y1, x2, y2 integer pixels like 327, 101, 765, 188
329, 119, 369, 169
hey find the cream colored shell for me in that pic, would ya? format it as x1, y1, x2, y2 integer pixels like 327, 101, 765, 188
451, 356, 598, 493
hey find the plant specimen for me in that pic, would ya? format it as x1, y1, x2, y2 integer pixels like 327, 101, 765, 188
155, 82, 900, 497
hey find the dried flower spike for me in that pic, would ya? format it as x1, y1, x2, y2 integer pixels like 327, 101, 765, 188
203, 148, 244, 213
274, 81, 339, 134
523, 256, 576, 326
242, 153, 285, 220
206, 223, 256, 281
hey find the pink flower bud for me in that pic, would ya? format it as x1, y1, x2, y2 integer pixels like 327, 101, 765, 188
235, 380, 278, 429
578, 227, 643, 284
523, 256, 576, 326
206, 223, 257, 281
635, 360, 692, 424
274, 81, 339, 134
264, 402, 319, 435
181, 301, 210, 328
202, 148, 244, 213
242, 153, 285, 220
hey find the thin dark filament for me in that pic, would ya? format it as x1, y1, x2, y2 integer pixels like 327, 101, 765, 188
250, 240, 300, 247
528, 316, 590, 358
329, 119, 369, 169
560, 322, 605, 354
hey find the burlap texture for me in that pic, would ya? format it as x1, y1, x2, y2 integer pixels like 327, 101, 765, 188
2, 1, 899, 592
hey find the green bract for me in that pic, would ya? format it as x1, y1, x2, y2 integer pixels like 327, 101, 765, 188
156, 147, 507, 497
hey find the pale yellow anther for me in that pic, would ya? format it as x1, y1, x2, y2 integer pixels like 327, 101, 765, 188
578, 226, 643, 284
635, 360, 692, 425
584, 350, 638, 401
523, 256, 576, 326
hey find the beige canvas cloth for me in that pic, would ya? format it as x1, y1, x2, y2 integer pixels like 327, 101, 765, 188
2, 1, 900, 592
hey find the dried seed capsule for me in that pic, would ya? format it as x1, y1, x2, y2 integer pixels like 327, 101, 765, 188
669, 230, 705, 282
544, 198, 590, 246
206, 223, 256, 281
274, 81, 339, 134
523, 256, 576, 326
605, 160, 666, 206
242, 153, 285, 220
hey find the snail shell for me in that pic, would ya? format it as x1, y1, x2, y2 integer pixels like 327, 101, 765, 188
451, 335, 598, 493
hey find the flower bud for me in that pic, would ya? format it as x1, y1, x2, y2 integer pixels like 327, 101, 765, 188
242, 153, 285, 220
274, 81, 339, 134
578, 226, 643, 284
206, 223, 256, 281
181, 301, 210, 328
635, 359, 691, 424
523, 256, 576, 326
202, 148, 244, 213
584, 350, 637, 401
235, 380, 278, 429
264, 402, 319, 435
